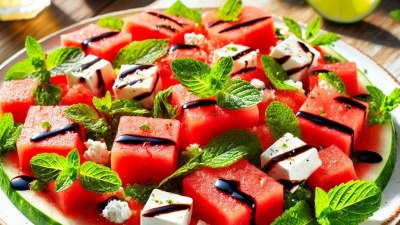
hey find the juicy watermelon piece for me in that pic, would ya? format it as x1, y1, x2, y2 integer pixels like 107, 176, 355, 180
309, 62, 359, 97
60, 84, 95, 107
123, 11, 197, 44
182, 159, 283, 225
111, 116, 180, 186
16, 106, 86, 173
297, 86, 367, 156
0, 79, 37, 123
275, 89, 307, 114
247, 124, 275, 150
202, 6, 277, 54
61, 24, 132, 61
307, 145, 358, 191
170, 85, 259, 148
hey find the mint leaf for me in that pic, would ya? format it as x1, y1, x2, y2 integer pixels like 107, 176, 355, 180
55, 149, 79, 192
80, 162, 122, 193
316, 180, 381, 225
30, 153, 67, 183
0, 113, 22, 155
266, 101, 301, 140
315, 187, 330, 223
113, 39, 169, 69
366, 86, 400, 125
384, 88, 400, 111
275, 28, 286, 41
272, 201, 317, 225
305, 17, 321, 40
284, 183, 314, 209
260, 55, 297, 91
50, 52, 84, 76
153, 87, 177, 119
324, 55, 341, 63
283, 17, 303, 39
33, 82, 62, 106
125, 184, 156, 204
310, 33, 340, 46
97, 16, 124, 31
390, 9, 400, 21
171, 58, 212, 97
109, 99, 149, 117
217, 0, 242, 22
93, 91, 113, 113
165, 0, 202, 23
318, 72, 347, 95
216, 79, 261, 109
25, 36, 45, 60
209, 56, 233, 94
5, 59, 35, 81
46, 47, 83, 70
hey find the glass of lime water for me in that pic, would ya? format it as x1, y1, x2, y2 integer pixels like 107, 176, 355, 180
0, 0, 51, 21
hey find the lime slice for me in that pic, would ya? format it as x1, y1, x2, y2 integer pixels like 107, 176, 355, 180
305, 0, 381, 23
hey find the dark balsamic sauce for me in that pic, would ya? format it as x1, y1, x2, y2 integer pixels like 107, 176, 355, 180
115, 134, 175, 145
311, 69, 330, 76
156, 24, 177, 33
275, 55, 291, 65
119, 65, 155, 79
79, 57, 101, 71
286, 65, 308, 76
334, 96, 367, 111
353, 94, 370, 102
232, 48, 255, 60
218, 16, 271, 33
208, 20, 225, 28
182, 99, 217, 110
10, 175, 35, 191
263, 145, 314, 173
96, 69, 106, 95
286, 41, 315, 76
133, 73, 160, 101
81, 31, 119, 50
169, 44, 199, 53
353, 150, 382, 163
214, 179, 256, 225
147, 11, 185, 27
30, 123, 81, 142
232, 67, 257, 76
142, 204, 191, 217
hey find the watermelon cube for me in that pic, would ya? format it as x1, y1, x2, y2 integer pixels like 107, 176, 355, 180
16, 106, 86, 173
61, 24, 132, 61
182, 159, 283, 225
202, 6, 277, 54
60, 83, 95, 107
307, 145, 358, 191
297, 86, 367, 156
123, 11, 197, 44
170, 84, 259, 148
246, 124, 275, 150
111, 116, 180, 186
0, 79, 37, 123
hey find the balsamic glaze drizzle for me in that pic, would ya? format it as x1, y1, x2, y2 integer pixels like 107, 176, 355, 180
10, 175, 35, 191
81, 31, 119, 50
79, 57, 101, 71
208, 20, 225, 28
156, 24, 177, 33
147, 11, 185, 27
311, 69, 330, 76
232, 67, 257, 76
142, 204, 191, 217
353, 150, 383, 163
30, 123, 81, 142
275, 55, 291, 65
263, 145, 314, 173
334, 96, 367, 111
215, 179, 256, 225
119, 65, 155, 79
96, 69, 106, 95
285, 41, 315, 76
218, 16, 271, 33
169, 44, 199, 53
115, 134, 175, 145
232, 48, 255, 60
182, 99, 217, 110
133, 73, 160, 101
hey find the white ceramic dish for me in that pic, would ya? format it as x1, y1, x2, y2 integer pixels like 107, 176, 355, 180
0, 1, 399, 225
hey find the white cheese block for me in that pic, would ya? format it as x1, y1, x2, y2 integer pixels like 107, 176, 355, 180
184, 32, 207, 46
66, 54, 115, 97
102, 199, 132, 224
141, 189, 193, 225
113, 64, 161, 109
261, 133, 322, 181
270, 35, 320, 81
212, 43, 258, 75
83, 139, 110, 165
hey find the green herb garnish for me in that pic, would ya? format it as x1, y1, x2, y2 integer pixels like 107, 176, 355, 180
165, 0, 202, 23
323, 55, 341, 63
390, 9, 400, 21
153, 87, 177, 119
79, 161, 122, 193
318, 72, 347, 95
266, 101, 301, 140
41, 121, 51, 130
0, 113, 22, 156
139, 122, 150, 131
54, 149, 79, 192
366, 86, 400, 125
260, 55, 297, 91
217, 0, 243, 22
125, 183, 156, 204
97, 16, 124, 31
272, 201, 317, 225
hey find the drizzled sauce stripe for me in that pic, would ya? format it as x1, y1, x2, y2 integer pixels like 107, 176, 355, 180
81, 31, 119, 50
30, 123, 81, 142
115, 134, 175, 145
218, 16, 271, 33
263, 145, 314, 173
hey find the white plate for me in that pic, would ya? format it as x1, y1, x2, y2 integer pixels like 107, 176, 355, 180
0, 1, 399, 225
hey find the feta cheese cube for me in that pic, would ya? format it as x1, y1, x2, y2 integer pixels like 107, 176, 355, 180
66, 54, 115, 96
113, 65, 161, 109
102, 199, 132, 224
261, 133, 322, 181
141, 189, 193, 225
212, 43, 258, 75
270, 35, 321, 81
84, 139, 110, 165
184, 33, 207, 46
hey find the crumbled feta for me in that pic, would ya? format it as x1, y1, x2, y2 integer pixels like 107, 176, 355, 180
184, 33, 207, 46
250, 79, 266, 90
212, 43, 258, 74
197, 220, 209, 225
318, 79, 336, 92
261, 88, 275, 102
186, 143, 202, 152
84, 139, 110, 165
283, 79, 305, 93
102, 199, 132, 224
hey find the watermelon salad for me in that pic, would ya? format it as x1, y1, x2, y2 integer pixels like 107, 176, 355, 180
0, 0, 399, 225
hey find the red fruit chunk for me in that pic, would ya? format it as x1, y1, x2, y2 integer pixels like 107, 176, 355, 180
60, 83, 95, 107
61, 24, 131, 61
111, 116, 180, 186
0, 79, 37, 123
202, 6, 277, 54
123, 11, 197, 44
183, 159, 284, 225
307, 145, 358, 191
247, 124, 275, 150
275, 89, 307, 113
16, 106, 85, 173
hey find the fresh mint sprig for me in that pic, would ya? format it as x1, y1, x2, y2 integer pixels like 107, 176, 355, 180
97, 16, 124, 31
272, 201, 317, 225
318, 72, 347, 95
54, 149, 80, 192
171, 57, 261, 109
260, 55, 297, 91
0, 113, 22, 156
125, 183, 157, 204
266, 101, 301, 140
366, 86, 400, 125
217, 0, 243, 22
165, 0, 202, 23
80, 162, 122, 193
153, 87, 178, 119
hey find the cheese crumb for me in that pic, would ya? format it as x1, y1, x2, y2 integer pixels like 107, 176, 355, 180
283, 79, 305, 93
186, 143, 202, 152
84, 139, 110, 165
184, 32, 207, 46
102, 199, 132, 224
250, 79, 266, 90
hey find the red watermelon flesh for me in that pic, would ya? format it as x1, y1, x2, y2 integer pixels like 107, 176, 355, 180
123, 11, 197, 44
298, 86, 367, 156
202, 6, 277, 54
309, 62, 359, 97
16, 106, 85, 173
61, 24, 132, 61
0, 79, 37, 123
170, 84, 259, 148
60, 83, 95, 108
246, 124, 275, 150
183, 159, 283, 225
111, 116, 180, 186
307, 145, 358, 191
